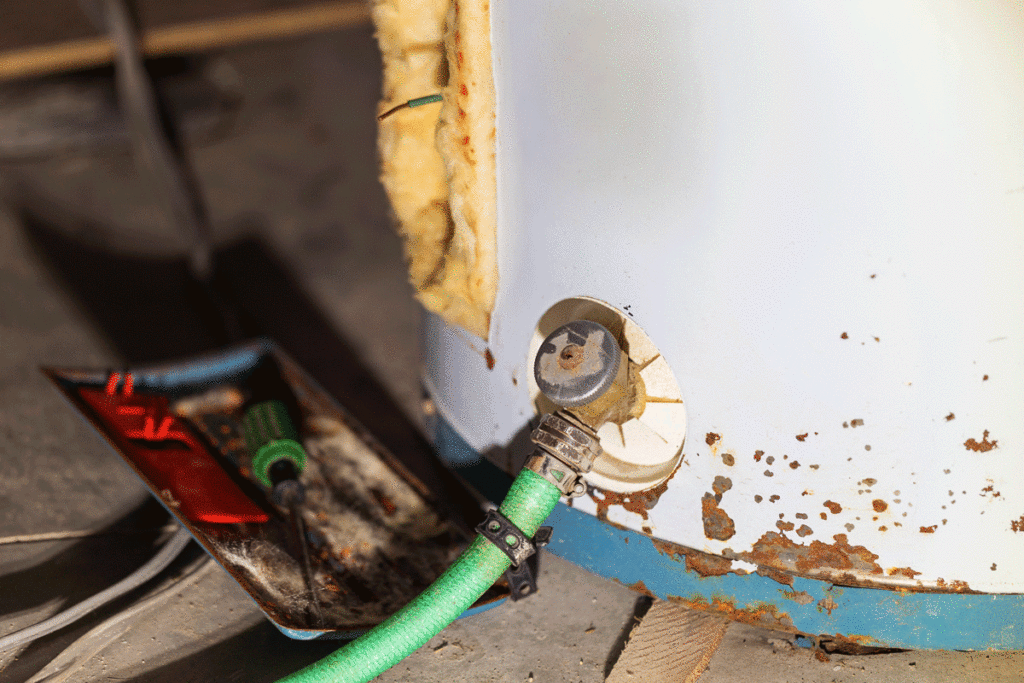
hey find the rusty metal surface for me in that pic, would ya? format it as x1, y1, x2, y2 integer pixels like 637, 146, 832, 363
43, 342, 506, 637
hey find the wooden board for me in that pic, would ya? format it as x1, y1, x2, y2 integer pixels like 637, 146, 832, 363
0, 0, 370, 82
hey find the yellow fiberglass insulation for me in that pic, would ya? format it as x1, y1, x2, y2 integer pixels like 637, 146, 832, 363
372, 0, 497, 339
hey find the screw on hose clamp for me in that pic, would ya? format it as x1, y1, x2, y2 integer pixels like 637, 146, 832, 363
532, 411, 602, 471
476, 509, 552, 568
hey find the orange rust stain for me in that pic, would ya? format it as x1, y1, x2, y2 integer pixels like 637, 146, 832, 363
754, 450, 764, 462
789, 461, 800, 469
796, 524, 813, 537
589, 464, 679, 522
461, 135, 471, 145
776, 520, 795, 532
920, 525, 937, 533
945, 412, 955, 421
827, 633, 882, 649
965, 430, 998, 452
823, 500, 842, 514
457, 51, 464, 66
626, 579, 655, 598
702, 495, 736, 540
712, 475, 733, 498
667, 595, 795, 631
888, 567, 922, 579
648, 535, 737, 579
739, 531, 881, 576
484, 348, 495, 370
722, 452, 735, 466
1011, 516, 1024, 533
934, 578, 976, 593
706, 432, 721, 446
459, 84, 468, 96
817, 596, 838, 615
796, 433, 808, 442
755, 566, 794, 587
840, 332, 849, 339
872, 499, 888, 513
814, 650, 831, 663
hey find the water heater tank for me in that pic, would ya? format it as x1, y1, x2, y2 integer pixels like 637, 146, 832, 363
376, 0, 1024, 649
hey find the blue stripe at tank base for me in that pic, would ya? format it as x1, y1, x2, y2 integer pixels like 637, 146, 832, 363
432, 415, 1024, 651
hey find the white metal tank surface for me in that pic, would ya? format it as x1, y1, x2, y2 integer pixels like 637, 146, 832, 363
423, 0, 1024, 640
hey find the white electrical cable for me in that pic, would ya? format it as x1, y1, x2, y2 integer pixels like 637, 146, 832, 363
0, 525, 193, 652
26, 552, 214, 683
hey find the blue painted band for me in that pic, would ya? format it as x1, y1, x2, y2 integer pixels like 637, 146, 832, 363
432, 414, 1024, 651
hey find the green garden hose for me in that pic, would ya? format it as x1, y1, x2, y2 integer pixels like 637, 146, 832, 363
277, 467, 562, 683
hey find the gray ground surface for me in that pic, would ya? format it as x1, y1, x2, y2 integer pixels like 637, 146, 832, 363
1, 24, 1021, 683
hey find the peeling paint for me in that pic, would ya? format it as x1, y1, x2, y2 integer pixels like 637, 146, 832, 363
887, 567, 922, 579
817, 596, 838, 615
668, 594, 796, 631
702, 495, 736, 540
727, 531, 882, 578
589, 472, 673, 522
964, 430, 998, 452
649, 537, 737, 578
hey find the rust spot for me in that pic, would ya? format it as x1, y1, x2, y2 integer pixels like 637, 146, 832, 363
814, 650, 831, 663
920, 525, 937, 533
626, 579, 655, 598
850, 418, 864, 428
826, 633, 885, 649
484, 348, 495, 370
754, 450, 764, 462
878, 525, 887, 531
817, 596, 838, 615
823, 501, 842, 514
722, 452, 735, 466
589, 465, 677, 521
712, 475, 733, 499
873, 336, 880, 342
872, 499, 887, 513
706, 432, 721, 446
457, 50, 464, 66
796, 525, 813, 537
764, 470, 774, 477
888, 567, 922, 579
650, 538, 736, 578
820, 512, 827, 520
795, 513, 808, 520
667, 595, 795, 631
702, 495, 736, 541
641, 525, 652, 534
461, 135, 471, 145
769, 495, 780, 503
754, 495, 763, 503
964, 430, 998, 452
860, 478, 877, 486
840, 332, 849, 339
459, 84, 468, 96
796, 433, 808, 441
737, 532, 881, 577
1012, 516, 1024, 533
983, 374, 989, 381
766, 455, 775, 465
776, 520, 795, 532
945, 412, 955, 421
370, 488, 397, 516
756, 566, 794, 586
789, 461, 800, 469
934, 578, 976, 593
781, 590, 814, 605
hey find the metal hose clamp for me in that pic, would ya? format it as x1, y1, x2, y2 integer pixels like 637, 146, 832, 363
476, 508, 552, 567
525, 410, 602, 497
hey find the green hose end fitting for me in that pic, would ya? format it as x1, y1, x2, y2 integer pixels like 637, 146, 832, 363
243, 400, 307, 487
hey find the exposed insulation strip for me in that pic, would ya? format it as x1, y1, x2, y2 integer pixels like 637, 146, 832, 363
372, 0, 496, 339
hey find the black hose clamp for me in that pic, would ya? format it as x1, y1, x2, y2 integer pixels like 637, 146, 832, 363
476, 508, 552, 568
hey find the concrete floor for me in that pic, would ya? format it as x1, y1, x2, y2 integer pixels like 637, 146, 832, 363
0, 25, 1022, 683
